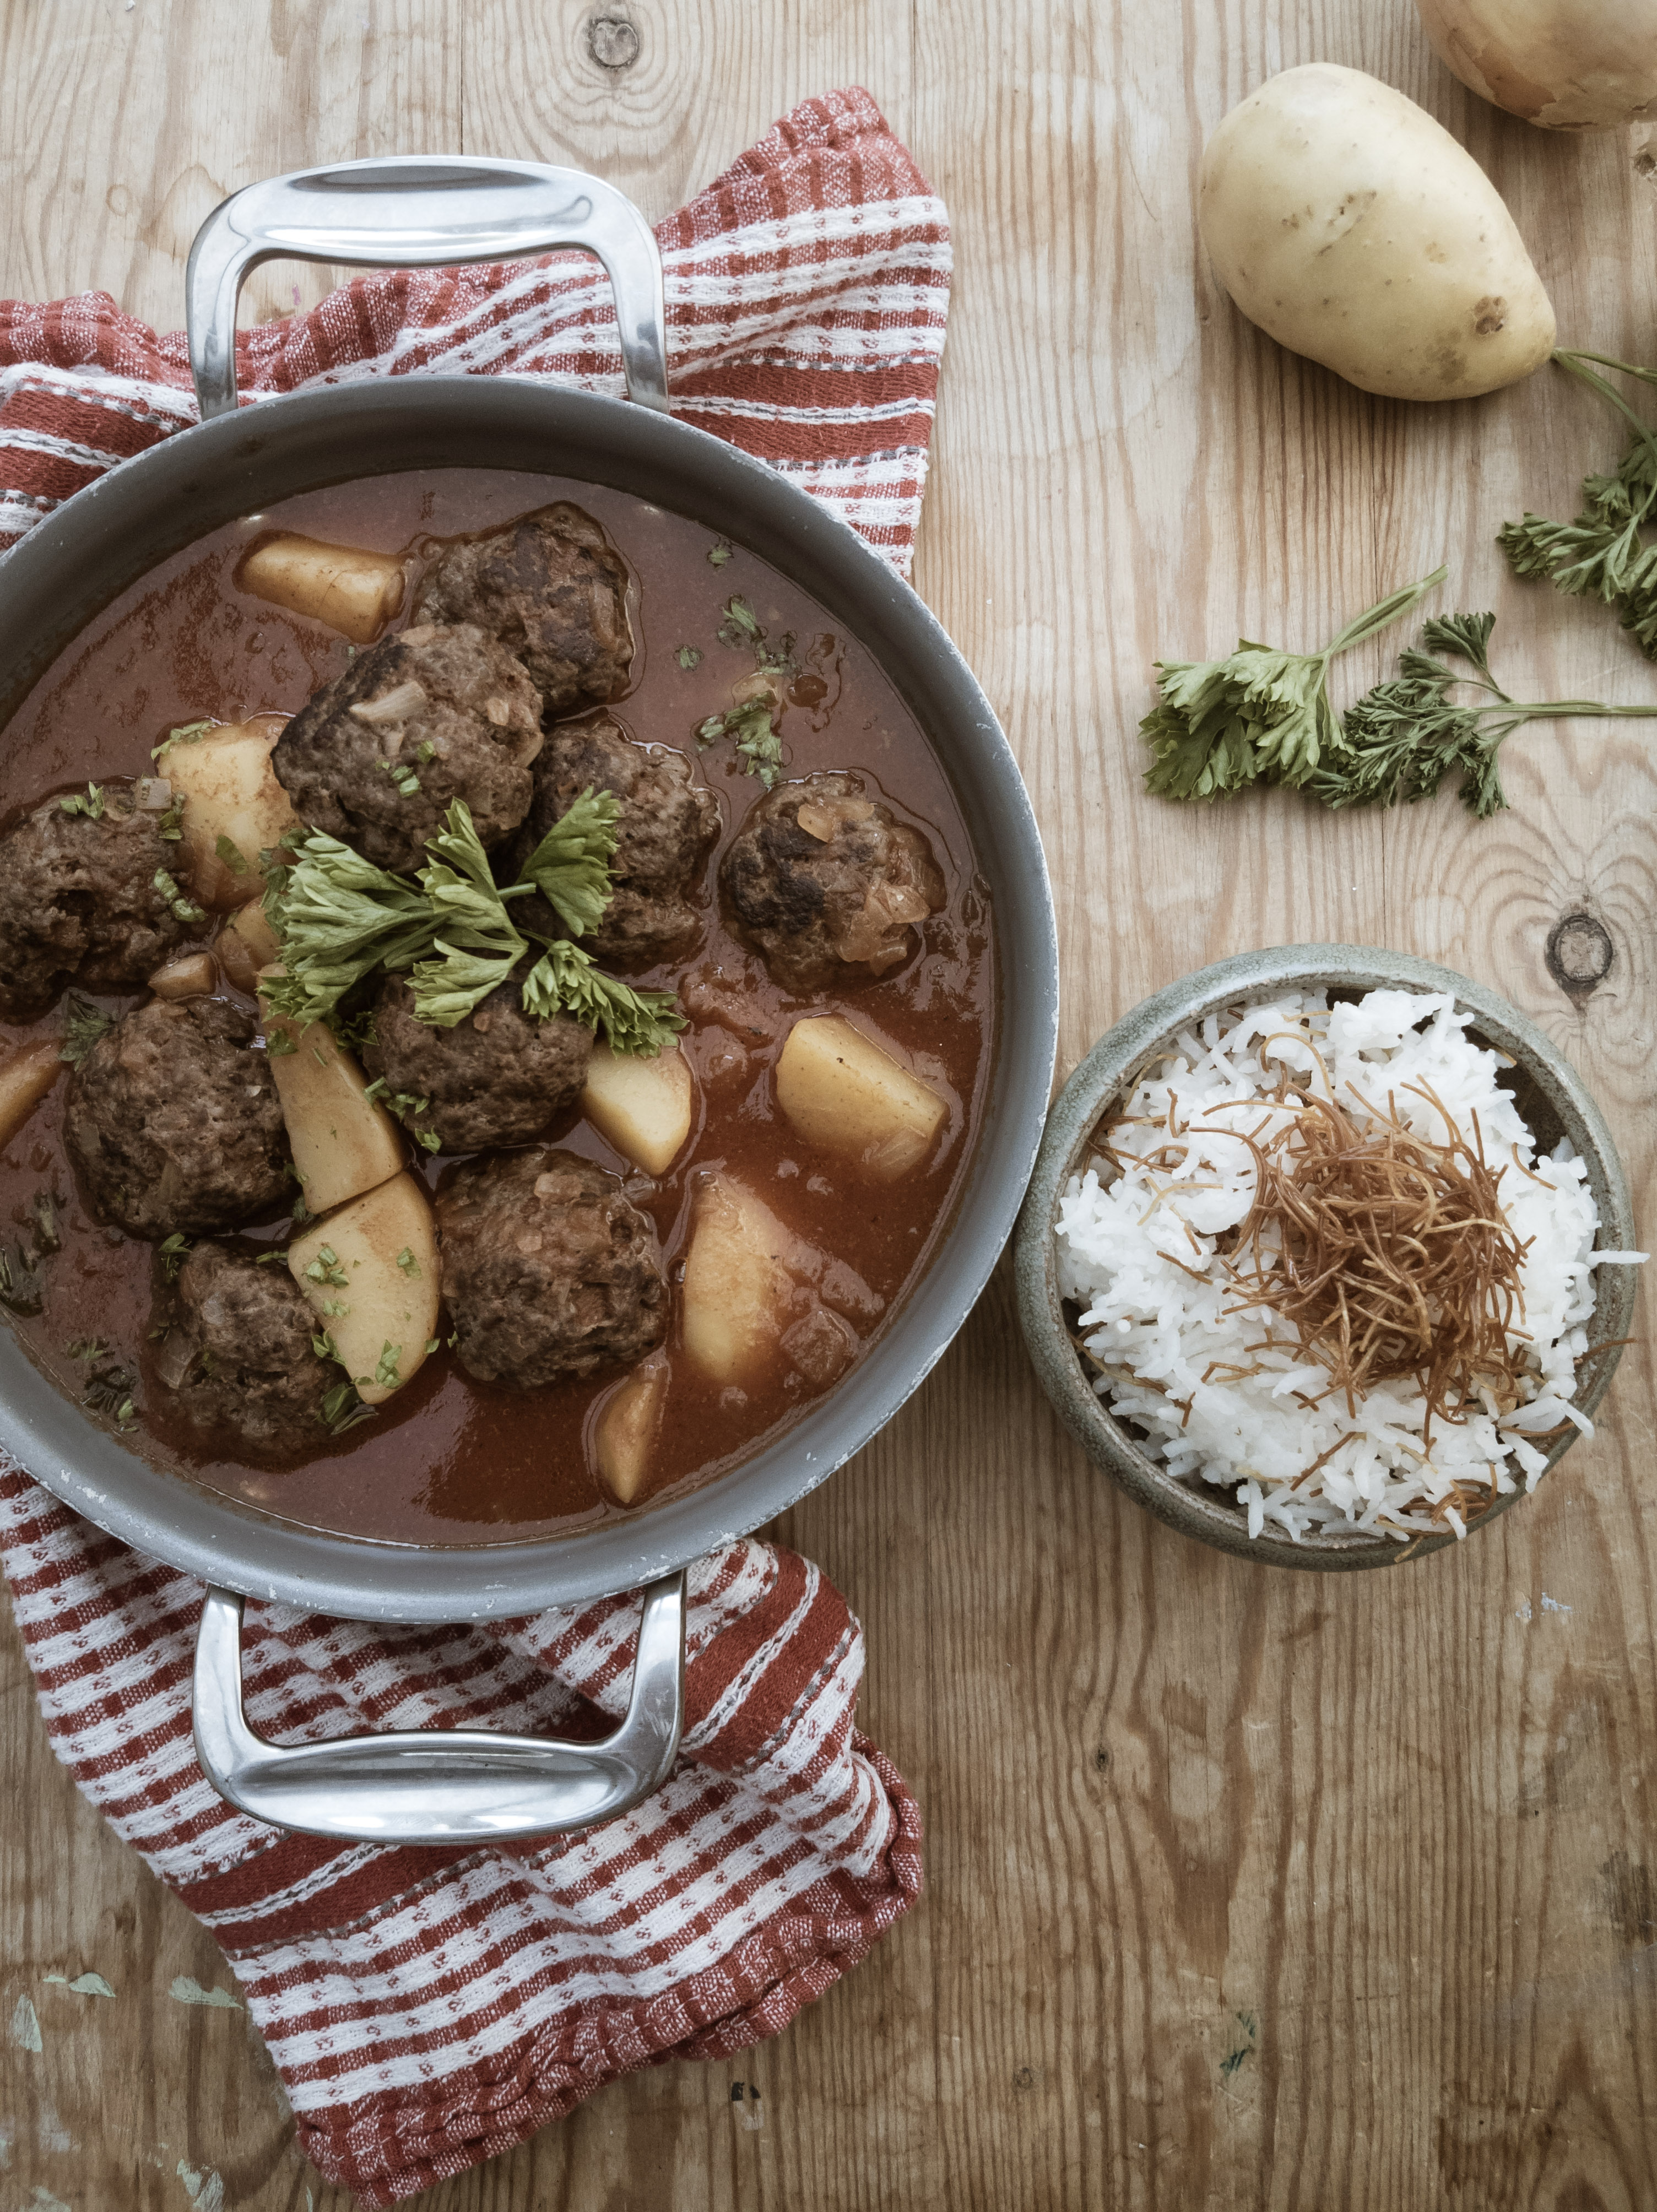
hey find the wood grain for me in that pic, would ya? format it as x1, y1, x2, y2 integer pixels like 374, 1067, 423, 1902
3, 2, 1655, 2205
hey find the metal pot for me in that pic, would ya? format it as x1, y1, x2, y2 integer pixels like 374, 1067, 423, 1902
0, 161, 1059, 1842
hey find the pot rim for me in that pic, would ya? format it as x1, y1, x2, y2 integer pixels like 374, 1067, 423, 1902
0, 378, 1060, 1620
1013, 942, 1638, 1571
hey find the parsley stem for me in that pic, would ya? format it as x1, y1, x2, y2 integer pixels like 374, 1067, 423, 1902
1551, 350, 1657, 477
1320, 563, 1449, 659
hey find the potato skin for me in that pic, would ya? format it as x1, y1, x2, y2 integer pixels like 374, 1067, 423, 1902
1416, 0, 1657, 132
1199, 63, 1556, 402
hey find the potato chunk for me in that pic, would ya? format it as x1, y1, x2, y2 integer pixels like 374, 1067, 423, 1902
680, 1175, 884, 1386
593, 1351, 669, 1505
775, 1015, 946, 1180
215, 903, 280, 994
288, 1173, 438, 1405
0, 1041, 62, 1152
165, 717, 298, 909
147, 952, 216, 999
238, 533, 405, 643
259, 973, 405, 1216
582, 1041, 694, 1176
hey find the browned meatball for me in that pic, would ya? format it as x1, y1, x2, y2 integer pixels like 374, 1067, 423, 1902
507, 713, 719, 968
364, 971, 593, 1153
436, 1148, 665, 1388
272, 621, 541, 873
65, 997, 290, 1239
413, 503, 633, 714
0, 788, 190, 1018
721, 772, 945, 995
153, 1241, 331, 1458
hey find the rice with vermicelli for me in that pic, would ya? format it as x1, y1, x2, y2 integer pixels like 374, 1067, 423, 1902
1054, 989, 1641, 1542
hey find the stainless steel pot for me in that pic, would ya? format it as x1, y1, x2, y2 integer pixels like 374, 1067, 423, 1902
0, 161, 1059, 1843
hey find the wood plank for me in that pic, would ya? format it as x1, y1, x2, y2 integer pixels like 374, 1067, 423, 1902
2, 1, 1655, 2206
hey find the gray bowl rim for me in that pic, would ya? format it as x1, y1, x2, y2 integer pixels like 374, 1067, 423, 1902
0, 378, 1060, 1622
1014, 942, 1638, 1571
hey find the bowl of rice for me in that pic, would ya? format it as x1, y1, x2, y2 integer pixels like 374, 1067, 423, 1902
1014, 945, 1643, 1568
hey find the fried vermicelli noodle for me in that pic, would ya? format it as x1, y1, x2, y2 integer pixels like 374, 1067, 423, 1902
1055, 990, 1642, 1543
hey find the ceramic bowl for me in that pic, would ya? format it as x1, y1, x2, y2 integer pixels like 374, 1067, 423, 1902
1014, 944, 1640, 1570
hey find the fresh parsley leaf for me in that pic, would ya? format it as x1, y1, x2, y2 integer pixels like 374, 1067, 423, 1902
262, 827, 435, 1028
718, 595, 761, 649
407, 802, 528, 1027
214, 833, 250, 876
1314, 610, 1657, 816
1500, 349, 1657, 660
61, 993, 115, 1069
321, 1378, 376, 1433
521, 938, 686, 1056
1141, 566, 1450, 800
514, 785, 620, 937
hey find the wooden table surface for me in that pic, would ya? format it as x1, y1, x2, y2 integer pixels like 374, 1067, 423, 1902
3, 4, 1655, 2207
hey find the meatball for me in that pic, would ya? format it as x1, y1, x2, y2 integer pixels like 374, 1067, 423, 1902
508, 714, 719, 968
721, 771, 945, 995
363, 971, 593, 1152
153, 1241, 331, 1458
65, 997, 290, 1239
436, 1148, 665, 1387
272, 621, 541, 873
0, 788, 189, 1018
413, 503, 633, 714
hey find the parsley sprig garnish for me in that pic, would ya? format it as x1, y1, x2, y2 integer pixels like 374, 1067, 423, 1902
1142, 566, 1448, 799
264, 793, 684, 1049
1143, 565, 1657, 814
1500, 350, 1657, 658
1317, 612, 1657, 816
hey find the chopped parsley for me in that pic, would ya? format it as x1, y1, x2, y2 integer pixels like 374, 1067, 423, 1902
59, 783, 105, 820
0, 1245, 43, 1317
60, 994, 115, 1069
423, 1336, 440, 1356
214, 833, 250, 876
304, 1245, 348, 1290
380, 758, 421, 798
311, 1329, 339, 1362
321, 1378, 376, 1434
83, 1364, 137, 1429
254, 1249, 287, 1266
396, 1247, 420, 1277
707, 539, 733, 568
65, 1337, 107, 1363
151, 719, 213, 762
717, 596, 761, 650
363, 1341, 402, 1390
696, 700, 784, 789
266, 1028, 299, 1056
157, 1232, 192, 1282
156, 794, 185, 842
676, 644, 702, 670
415, 739, 436, 764
152, 868, 207, 926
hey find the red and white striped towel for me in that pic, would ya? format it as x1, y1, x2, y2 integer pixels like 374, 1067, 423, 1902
0, 85, 950, 573
0, 87, 946, 2206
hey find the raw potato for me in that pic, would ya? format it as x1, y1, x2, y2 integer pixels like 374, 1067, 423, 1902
1199, 64, 1556, 401
288, 1173, 438, 1405
239, 533, 405, 643
0, 1041, 62, 1151
259, 974, 406, 1216
582, 1042, 694, 1175
147, 952, 216, 999
166, 717, 299, 909
680, 1178, 796, 1384
1416, 0, 1657, 131
215, 904, 280, 994
775, 1015, 946, 1180
593, 1351, 669, 1504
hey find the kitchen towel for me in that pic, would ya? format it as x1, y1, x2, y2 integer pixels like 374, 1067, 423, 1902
0, 86, 950, 576
0, 85, 947, 2206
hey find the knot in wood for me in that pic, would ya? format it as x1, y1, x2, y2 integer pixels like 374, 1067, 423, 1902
587, 14, 640, 68
1546, 913, 1614, 1002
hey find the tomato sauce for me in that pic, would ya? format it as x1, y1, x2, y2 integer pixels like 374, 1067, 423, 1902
0, 472, 994, 1546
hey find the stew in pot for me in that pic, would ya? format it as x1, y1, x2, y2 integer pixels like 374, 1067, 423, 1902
0, 472, 994, 1546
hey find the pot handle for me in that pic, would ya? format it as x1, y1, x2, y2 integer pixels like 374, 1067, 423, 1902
185, 155, 669, 424
191, 1571, 685, 1845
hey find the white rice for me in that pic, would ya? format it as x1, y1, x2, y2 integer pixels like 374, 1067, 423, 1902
1054, 989, 1645, 1543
